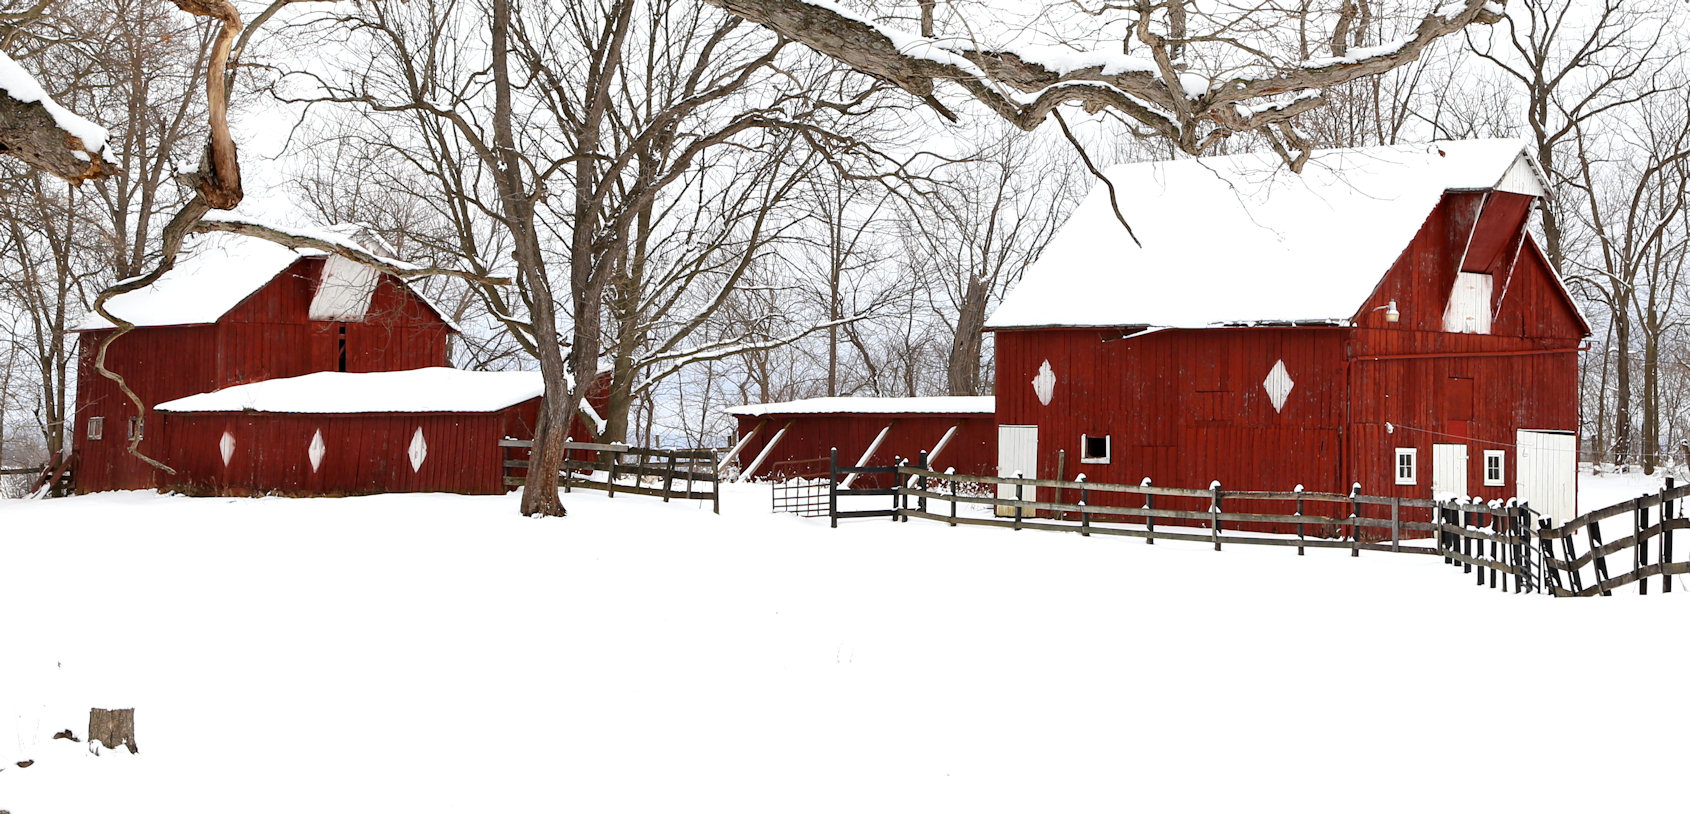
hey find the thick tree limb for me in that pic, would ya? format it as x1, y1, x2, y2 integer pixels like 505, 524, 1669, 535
0, 51, 117, 183
190, 216, 513, 286
700, 0, 1506, 158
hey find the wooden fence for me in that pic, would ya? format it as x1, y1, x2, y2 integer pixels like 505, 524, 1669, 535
502, 439, 719, 513
816, 458, 1688, 598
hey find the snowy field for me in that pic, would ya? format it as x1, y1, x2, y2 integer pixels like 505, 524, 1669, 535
2, 472, 1685, 814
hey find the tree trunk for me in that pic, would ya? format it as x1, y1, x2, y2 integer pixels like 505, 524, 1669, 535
87, 708, 137, 754
945, 274, 990, 396
1613, 314, 1633, 467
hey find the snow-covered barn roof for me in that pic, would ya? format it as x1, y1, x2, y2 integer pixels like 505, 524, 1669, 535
77, 230, 459, 332
155, 368, 543, 414
985, 139, 1547, 330
726, 396, 995, 417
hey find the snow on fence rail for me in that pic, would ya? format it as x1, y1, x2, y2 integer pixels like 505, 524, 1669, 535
814, 454, 1686, 598
501, 439, 719, 513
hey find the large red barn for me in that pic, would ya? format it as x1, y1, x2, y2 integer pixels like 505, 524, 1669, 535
984, 140, 1588, 524
74, 231, 603, 495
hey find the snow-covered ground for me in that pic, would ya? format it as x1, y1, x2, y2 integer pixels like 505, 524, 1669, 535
1, 472, 1683, 814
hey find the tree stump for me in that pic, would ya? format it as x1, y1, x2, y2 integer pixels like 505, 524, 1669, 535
88, 708, 138, 754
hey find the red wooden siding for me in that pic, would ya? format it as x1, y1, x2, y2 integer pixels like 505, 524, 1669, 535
993, 327, 1349, 523
76, 256, 454, 493
157, 409, 522, 496
734, 412, 997, 485
989, 190, 1586, 533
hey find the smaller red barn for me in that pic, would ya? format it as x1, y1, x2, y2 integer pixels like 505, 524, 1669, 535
153, 368, 544, 495
726, 397, 996, 485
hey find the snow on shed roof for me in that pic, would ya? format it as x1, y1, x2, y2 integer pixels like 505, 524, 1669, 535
985, 139, 1544, 330
726, 396, 995, 417
155, 368, 543, 414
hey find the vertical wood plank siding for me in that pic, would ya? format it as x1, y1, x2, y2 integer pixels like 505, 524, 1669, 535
990, 191, 1586, 535
75, 257, 453, 493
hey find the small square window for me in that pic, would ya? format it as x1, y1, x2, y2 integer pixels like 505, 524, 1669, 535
1483, 450, 1505, 487
127, 417, 141, 441
86, 416, 104, 440
1394, 448, 1417, 485
1081, 434, 1110, 464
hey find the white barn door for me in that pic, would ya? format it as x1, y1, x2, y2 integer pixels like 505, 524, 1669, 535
997, 425, 1038, 517
1432, 444, 1468, 500
1517, 430, 1577, 525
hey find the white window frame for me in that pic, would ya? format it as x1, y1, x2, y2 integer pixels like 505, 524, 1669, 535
1483, 449, 1505, 487
1080, 433, 1111, 464
1395, 447, 1418, 485
86, 416, 104, 440
127, 416, 141, 441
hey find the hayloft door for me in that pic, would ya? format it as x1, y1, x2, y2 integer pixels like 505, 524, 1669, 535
997, 425, 1038, 517
1517, 430, 1577, 525
1432, 444, 1468, 500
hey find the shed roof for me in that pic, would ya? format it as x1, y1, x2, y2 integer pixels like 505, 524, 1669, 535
77, 231, 458, 332
985, 139, 1547, 330
726, 396, 995, 417
155, 367, 543, 414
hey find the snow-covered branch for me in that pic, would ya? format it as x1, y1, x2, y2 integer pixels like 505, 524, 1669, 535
0, 50, 116, 183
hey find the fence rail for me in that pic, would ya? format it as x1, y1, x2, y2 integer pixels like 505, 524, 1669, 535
501, 439, 719, 513
810, 457, 1686, 598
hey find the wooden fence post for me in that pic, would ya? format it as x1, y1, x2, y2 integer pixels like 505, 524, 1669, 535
829, 448, 839, 529
1295, 484, 1305, 556
897, 457, 909, 522
1078, 475, 1090, 537
1636, 497, 1649, 596
710, 452, 720, 515
1588, 519, 1611, 596
607, 450, 619, 499
1538, 518, 1559, 595
917, 451, 929, 517
1211, 481, 1223, 551
1143, 478, 1155, 545
1350, 483, 1361, 557
1665, 477, 1676, 594
663, 452, 676, 502
949, 468, 958, 526
1014, 474, 1024, 531
563, 438, 573, 493
1390, 496, 1401, 553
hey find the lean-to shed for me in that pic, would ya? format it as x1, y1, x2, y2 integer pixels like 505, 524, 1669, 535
726, 396, 996, 485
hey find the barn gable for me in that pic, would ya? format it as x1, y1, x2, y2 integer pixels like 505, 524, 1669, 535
986, 139, 1551, 331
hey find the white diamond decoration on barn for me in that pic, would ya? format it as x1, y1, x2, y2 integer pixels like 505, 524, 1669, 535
407, 427, 428, 472
1262, 360, 1294, 413
1032, 360, 1056, 406
308, 430, 326, 472
219, 431, 236, 466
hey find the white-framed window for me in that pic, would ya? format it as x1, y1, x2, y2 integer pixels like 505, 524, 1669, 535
1081, 434, 1110, 464
86, 416, 104, 440
127, 417, 141, 441
1483, 450, 1505, 486
1395, 448, 1418, 485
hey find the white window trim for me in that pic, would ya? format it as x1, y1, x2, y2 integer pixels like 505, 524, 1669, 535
86, 416, 104, 440
1395, 447, 1418, 485
127, 417, 141, 441
1483, 449, 1506, 487
1081, 433, 1111, 464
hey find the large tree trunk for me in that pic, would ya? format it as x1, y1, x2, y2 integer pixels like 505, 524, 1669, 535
945, 274, 990, 396
1612, 314, 1633, 467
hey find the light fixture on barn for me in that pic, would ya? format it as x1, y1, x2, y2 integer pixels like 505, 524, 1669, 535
1371, 300, 1400, 323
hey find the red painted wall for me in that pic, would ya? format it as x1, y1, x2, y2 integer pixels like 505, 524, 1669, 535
990, 191, 1587, 531
157, 407, 529, 496
75, 257, 453, 492
734, 412, 997, 486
